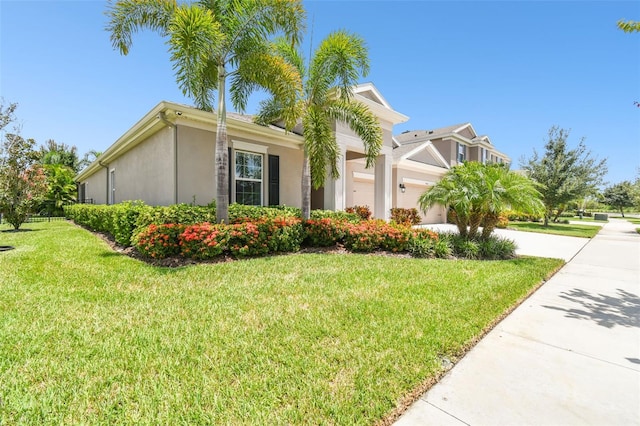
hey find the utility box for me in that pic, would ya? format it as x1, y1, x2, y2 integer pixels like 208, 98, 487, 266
594, 213, 608, 221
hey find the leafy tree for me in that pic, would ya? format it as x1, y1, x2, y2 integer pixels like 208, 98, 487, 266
0, 133, 48, 230
41, 163, 77, 216
602, 181, 634, 217
256, 31, 382, 219
419, 162, 543, 240
37, 139, 83, 173
107, 0, 305, 223
617, 19, 640, 33
520, 126, 607, 226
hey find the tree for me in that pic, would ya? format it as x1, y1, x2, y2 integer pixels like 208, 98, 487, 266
602, 181, 634, 217
36, 139, 83, 173
41, 163, 77, 216
107, 0, 305, 223
520, 126, 607, 226
0, 133, 48, 230
617, 19, 640, 33
418, 162, 543, 240
256, 31, 382, 219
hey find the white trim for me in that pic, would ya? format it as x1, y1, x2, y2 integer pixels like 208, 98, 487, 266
352, 171, 374, 181
232, 140, 269, 154
402, 177, 437, 187
395, 158, 450, 175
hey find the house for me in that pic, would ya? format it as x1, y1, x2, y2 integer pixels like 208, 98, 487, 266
76, 84, 510, 224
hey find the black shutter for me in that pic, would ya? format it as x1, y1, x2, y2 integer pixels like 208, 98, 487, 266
268, 154, 279, 206
228, 147, 233, 203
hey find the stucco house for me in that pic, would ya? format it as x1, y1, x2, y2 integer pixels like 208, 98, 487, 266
76, 84, 509, 224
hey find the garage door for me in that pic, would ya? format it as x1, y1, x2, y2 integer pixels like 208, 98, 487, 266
351, 179, 374, 210
402, 185, 444, 224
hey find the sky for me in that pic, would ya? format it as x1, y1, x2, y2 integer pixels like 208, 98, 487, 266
1, 0, 639, 186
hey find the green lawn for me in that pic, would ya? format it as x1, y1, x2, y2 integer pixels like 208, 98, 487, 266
625, 217, 640, 225
507, 221, 602, 238
0, 221, 562, 425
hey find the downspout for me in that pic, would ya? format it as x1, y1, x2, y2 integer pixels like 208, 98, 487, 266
158, 112, 178, 204
98, 161, 109, 205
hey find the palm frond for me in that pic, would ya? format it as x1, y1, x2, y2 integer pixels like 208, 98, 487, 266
326, 100, 382, 168
308, 30, 369, 103
303, 108, 339, 189
106, 0, 177, 55
168, 5, 222, 111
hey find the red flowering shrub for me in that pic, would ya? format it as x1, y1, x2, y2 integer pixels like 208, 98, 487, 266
345, 205, 372, 221
228, 221, 270, 257
390, 207, 422, 226
133, 224, 185, 259
268, 217, 304, 253
343, 220, 413, 252
303, 218, 348, 247
179, 223, 229, 259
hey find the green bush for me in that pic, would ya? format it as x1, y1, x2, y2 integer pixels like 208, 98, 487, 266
478, 236, 517, 260
310, 209, 360, 223
111, 201, 148, 246
407, 228, 440, 258
390, 208, 421, 226
229, 204, 301, 222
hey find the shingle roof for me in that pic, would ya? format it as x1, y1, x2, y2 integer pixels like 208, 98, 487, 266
395, 122, 470, 144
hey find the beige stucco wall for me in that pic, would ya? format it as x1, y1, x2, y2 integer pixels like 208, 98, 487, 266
432, 138, 456, 167
108, 127, 175, 205
81, 169, 108, 205
345, 160, 375, 209
177, 125, 216, 205
393, 166, 446, 224
177, 125, 304, 207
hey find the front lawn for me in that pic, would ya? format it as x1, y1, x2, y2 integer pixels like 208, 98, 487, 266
507, 221, 601, 238
0, 221, 562, 424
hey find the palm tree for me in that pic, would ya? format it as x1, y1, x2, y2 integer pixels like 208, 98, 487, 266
419, 162, 543, 240
107, 0, 305, 223
255, 31, 382, 219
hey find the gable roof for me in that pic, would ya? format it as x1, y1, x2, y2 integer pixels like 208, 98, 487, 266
352, 83, 409, 125
392, 139, 450, 169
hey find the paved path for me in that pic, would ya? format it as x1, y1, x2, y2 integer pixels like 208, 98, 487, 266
397, 218, 640, 425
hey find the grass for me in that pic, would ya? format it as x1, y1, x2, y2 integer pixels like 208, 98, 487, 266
507, 221, 602, 238
0, 221, 562, 425
625, 217, 640, 225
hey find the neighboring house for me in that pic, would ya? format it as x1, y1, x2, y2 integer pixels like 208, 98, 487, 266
395, 123, 510, 167
76, 84, 510, 224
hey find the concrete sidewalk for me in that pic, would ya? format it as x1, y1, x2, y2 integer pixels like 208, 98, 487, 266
397, 218, 640, 425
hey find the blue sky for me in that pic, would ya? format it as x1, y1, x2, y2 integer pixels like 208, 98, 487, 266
1, 0, 638, 186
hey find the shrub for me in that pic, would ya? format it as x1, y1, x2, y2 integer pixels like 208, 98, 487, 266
310, 209, 360, 223
478, 236, 517, 260
434, 238, 453, 258
133, 224, 185, 259
268, 217, 304, 253
345, 205, 372, 221
135, 204, 216, 232
390, 207, 421, 226
303, 218, 347, 247
229, 204, 301, 223
179, 223, 229, 260
111, 201, 148, 246
342, 220, 412, 253
227, 222, 270, 257
495, 213, 509, 229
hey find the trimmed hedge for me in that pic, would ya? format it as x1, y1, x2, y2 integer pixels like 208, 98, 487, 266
66, 201, 516, 261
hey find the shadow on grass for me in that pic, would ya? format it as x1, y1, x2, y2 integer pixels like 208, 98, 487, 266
1, 228, 42, 233
543, 288, 640, 329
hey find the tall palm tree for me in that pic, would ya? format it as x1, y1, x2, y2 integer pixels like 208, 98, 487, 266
107, 0, 305, 223
419, 162, 543, 240
255, 31, 382, 219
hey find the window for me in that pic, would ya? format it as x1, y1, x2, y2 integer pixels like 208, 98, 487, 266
235, 151, 263, 206
109, 169, 116, 205
457, 142, 466, 163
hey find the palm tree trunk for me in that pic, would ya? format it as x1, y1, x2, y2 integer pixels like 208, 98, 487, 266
468, 211, 482, 239
301, 151, 311, 220
215, 63, 229, 224
481, 213, 498, 239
